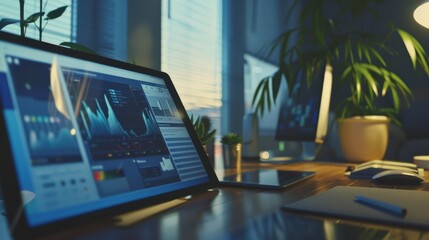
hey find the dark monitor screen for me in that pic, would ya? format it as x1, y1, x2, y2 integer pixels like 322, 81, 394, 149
0, 32, 217, 238
275, 64, 332, 143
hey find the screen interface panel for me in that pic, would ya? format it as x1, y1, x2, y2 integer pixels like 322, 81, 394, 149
275, 69, 324, 141
0, 39, 209, 227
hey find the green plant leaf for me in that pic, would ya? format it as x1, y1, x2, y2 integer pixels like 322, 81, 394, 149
252, 77, 266, 106
26, 12, 44, 23
265, 78, 272, 112
252, 76, 271, 116
200, 129, 216, 145
271, 70, 282, 102
221, 133, 242, 145
397, 29, 416, 68
389, 72, 412, 96
344, 39, 351, 62
363, 47, 372, 64
369, 47, 386, 66
190, 115, 216, 145
381, 75, 390, 96
60, 42, 97, 54
262, 29, 296, 60
358, 64, 379, 96
355, 79, 362, 103
0, 18, 20, 30
363, 95, 374, 113
199, 124, 206, 138
391, 87, 400, 111
45, 6, 68, 20
340, 66, 352, 81
356, 42, 363, 60
397, 28, 429, 75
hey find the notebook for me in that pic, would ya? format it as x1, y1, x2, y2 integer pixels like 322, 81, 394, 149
0, 32, 218, 239
282, 186, 429, 229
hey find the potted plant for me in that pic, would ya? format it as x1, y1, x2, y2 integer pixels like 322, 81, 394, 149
191, 115, 216, 147
191, 115, 216, 166
221, 133, 243, 168
252, 0, 429, 162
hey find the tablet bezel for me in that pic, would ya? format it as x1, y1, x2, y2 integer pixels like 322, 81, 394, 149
219, 169, 315, 189
0, 32, 219, 239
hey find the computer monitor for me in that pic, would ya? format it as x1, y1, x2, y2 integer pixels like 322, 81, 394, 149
275, 64, 333, 144
0, 32, 218, 239
259, 63, 333, 161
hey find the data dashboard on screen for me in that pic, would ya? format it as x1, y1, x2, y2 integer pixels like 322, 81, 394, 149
0, 34, 213, 230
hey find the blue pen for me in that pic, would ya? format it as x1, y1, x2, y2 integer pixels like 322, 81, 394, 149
355, 195, 407, 217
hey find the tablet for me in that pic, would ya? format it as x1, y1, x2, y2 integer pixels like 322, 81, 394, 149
0, 32, 218, 239
219, 169, 315, 189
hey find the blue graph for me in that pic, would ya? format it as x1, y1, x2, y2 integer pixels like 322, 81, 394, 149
80, 94, 159, 139
142, 108, 159, 136
63, 69, 169, 160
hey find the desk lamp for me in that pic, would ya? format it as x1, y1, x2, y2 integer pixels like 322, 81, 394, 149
414, 1, 429, 29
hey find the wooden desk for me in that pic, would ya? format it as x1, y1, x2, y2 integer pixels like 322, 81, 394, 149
44, 162, 429, 239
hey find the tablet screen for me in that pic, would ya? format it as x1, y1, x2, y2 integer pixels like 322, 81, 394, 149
0, 32, 217, 236
219, 169, 315, 189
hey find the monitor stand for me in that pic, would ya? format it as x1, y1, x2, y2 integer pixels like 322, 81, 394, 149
259, 141, 317, 163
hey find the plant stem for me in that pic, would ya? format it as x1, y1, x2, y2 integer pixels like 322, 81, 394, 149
39, 0, 43, 41
19, 0, 25, 37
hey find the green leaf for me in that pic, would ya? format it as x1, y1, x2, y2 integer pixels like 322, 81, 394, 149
264, 81, 272, 112
381, 75, 390, 96
396, 28, 429, 75
397, 29, 416, 68
26, 12, 44, 23
334, 47, 340, 59
259, 87, 265, 116
60, 42, 98, 55
363, 95, 375, 113
285, 0, 301, 23
356, 42, 363, 60
201, 129, 216, 145
45, 6, 68, 20
358, 64, 378, 96
199, 123, 205, 138
389, 72, 412, 96
252, 77, 270, 117
369, 47, 386, 66
271, 70, 282, 103
251, 77, 266, 106
363, 47, 372, 64
354, 69, 362, 103
391, 87, 400, 111
278, 31, 292, 66
344, 39, 351, 61
0, 18, 20, 30
340, 66, 352, 81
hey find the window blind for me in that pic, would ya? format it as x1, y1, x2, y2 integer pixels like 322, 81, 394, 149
0, 0, 72, 44
74, 0, 127, 61
161, 0, 223, 131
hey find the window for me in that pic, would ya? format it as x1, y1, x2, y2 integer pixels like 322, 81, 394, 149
73, 1, 127, 61
161, 0, 223, 133
0, 0, 72, 44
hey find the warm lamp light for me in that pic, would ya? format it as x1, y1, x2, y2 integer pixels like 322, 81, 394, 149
414, 1, 429, 29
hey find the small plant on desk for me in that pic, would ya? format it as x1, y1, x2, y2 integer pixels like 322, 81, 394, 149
221, 133, 242, 146
221, 133, 243, 169
190, 115, 216, 147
